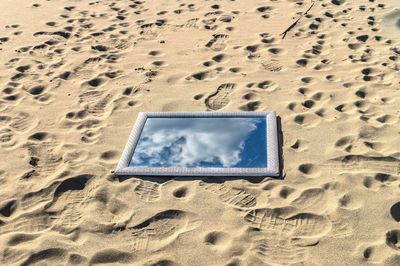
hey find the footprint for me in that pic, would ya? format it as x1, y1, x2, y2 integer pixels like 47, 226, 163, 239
0, 211, 52, 235
276, 186, 295, 200
257, 80, 278, 90
122, 86, 141, 96
148, 50, 163, 57
134, 181, 161, 203
139, 22, 164, 39
1, 248, 27, 265
386, 230, 400, 250
48, 175, 96, 233
25, 140, 63, 176
242, 92, 258, 101
129, 209, 198, 236
73, 57, 102, 80
80, 128, 101, 144
114, 209, 201, 252
20, 248, 68, 266
298, 163, 315, 175
321, 155, 400, 175
75, 119, 103, 144
89, 249, 134, 264
53, 174, 93, 198
244, 207, 332, 239
251, 238, 307, 265
68, 253, 87, 265
268, 48, 284, 55
200, 182, 257, 209
376, 114, 396, 124
10, 112, 36, 132
173, 186, 187, 198
144, 259, 177, 266
362, 176, 379, 190
256, 6, 274, 13
239, 101, 261, 111
229, 67, 241, 73
302, 99, 315, 109
0, 128, 16, 148
328, 213, 354, 238
86, 94, 113, 117
390, 202, 400, 222
7, 233, 40, 246
189, 70, 212, 81
205, 83, 236, 110
357, 244, 388, 263
29, 132, 49, 141
204, 231, 229, 247
205, 34, 229, 51
87, 77, 104, 88
296, 58, 308, 67
290, 139, 302, 150
3, 93, 22, 103
212, 53, 226, 63
290, 188, 335, 213
20, 181, 59, 210
106, 37, 132, 51
27, 85, 46, 96
193, 94, 203, 100
335, 136, 354, 149
374, 173, 397, 184
100, 150, 118, 161
261, 60, 283, 72
79, 90, 103, 104
202, 61, 214, 67
0, 199, 17, 217
78, 91, 113, 117
294, 114, 307, 126
180, 18, 199, 29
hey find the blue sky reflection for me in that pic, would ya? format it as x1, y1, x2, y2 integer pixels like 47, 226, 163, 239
130, 117, 267, 168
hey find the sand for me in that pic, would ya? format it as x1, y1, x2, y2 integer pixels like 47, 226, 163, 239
0, 0, 399, 265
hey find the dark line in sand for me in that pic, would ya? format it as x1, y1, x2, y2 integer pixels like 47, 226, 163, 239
280, 1, 315, 39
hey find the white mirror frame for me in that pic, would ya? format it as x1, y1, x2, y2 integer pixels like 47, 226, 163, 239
115, 112, 280, 177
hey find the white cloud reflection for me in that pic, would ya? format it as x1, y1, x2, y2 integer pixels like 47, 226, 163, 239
130, 117, 262, 168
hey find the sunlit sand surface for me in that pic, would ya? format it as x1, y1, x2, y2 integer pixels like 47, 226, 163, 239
0, 0, 399, 265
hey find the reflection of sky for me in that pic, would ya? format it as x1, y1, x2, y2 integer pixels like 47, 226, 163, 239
130, 117, 267, 168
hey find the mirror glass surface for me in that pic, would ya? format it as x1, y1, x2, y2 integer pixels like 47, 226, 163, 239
129, 116, 267, 168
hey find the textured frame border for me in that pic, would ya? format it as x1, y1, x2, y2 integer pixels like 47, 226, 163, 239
115, 112, 280, 177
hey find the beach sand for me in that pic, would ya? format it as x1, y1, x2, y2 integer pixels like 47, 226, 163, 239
0, 0, 399, 265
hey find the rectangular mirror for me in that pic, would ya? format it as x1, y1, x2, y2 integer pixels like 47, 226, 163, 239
115, 112, 280, 177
